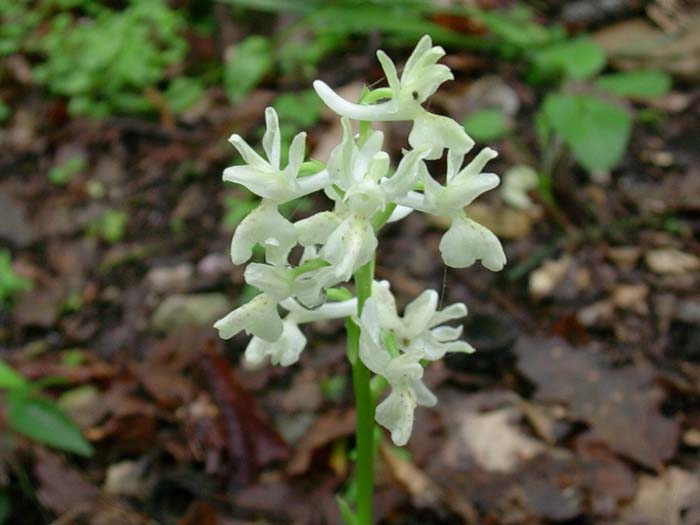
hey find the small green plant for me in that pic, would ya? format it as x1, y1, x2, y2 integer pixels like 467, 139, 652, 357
0, 250, 32, 309
34, 0, 189, 116
463, 108, 509, 143
87, 210, 128, 243
0, 360, 93, 456
48, 155, 87, 186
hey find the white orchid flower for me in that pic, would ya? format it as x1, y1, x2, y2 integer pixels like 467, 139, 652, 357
313, 36, 473, 159
243, 297, 357, 368
372, 280, 474, 360
224, 107, 329, 203
396, 148, 507, 270
357, 297, 436, 446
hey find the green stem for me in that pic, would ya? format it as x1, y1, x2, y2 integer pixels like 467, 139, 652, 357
347, 259, 375, 525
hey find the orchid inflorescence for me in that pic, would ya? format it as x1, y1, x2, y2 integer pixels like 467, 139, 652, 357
214, 35, 505, 447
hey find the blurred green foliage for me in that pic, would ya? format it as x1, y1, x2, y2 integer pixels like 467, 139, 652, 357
0, 0, 674, 174
34, 0, 187, 116
48, 155, 87, 186
86, 210, 129, 243
0, 360, 93, 457
0, 250, 32, 310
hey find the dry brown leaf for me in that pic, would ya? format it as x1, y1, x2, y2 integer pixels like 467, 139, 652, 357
516, 337, 679, 469
623, 467, 700, 525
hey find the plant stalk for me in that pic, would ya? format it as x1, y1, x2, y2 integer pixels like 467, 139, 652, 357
348, 259, 375, 524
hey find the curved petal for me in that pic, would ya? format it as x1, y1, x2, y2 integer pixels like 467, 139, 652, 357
230, 202, 296, 265
429, 302, 467, 327
213, 293, 282, 342
411, 378, 438, 407
313, 80, 412, 121
439, 214, 506, 271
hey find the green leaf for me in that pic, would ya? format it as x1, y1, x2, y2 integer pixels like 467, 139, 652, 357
531, 37, 606, 81
224, 35, 273, 103
542, 93, 632, 172
0, 360, 28, 390
7, 393, 93, 456
596, 70, 671, 98
336, 495, 360, 525
463, 108, 509, 142
165, 76, 204, 114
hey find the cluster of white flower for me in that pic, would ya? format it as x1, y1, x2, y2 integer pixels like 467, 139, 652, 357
214, 35, 505, 445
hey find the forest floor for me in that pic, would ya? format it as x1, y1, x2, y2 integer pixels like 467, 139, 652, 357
1, 2, 699, 524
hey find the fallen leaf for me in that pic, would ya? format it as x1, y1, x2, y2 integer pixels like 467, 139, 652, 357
446, 406, 547, 473
286, 408, 355, 476
516, 337, 679, 469
0, 188, 34, 247
529, 256, 572, 300
379, 440, 478, 524
35, 451, 99, 514
201, 340, 288, 485
594, 11, 700, 81
645, 249, 700, 275
623, 467, 700, 525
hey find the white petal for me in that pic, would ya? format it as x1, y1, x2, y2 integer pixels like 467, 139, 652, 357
376, 387, 417, 446
230, 202, 296, 265
282, 297, 357, 324
213, 293, 282, 342
284, 131, 307, 184
262, 107, 281, 170
294, 211, 342, 247
380, 145, 430, 200
321, 215, 377, 282
430, 325, 463, 342
297, 169, 331, 196
376, 50, 401, 97
402, 289, 438, 338
439, 214, 506, 271
409, 110, 474, 160
429, 302, 467, 327
228, 134, 268, 170
386, 205, 414, 223
222, 164, 282, 201
411, 379, 438, 407
244, 318, 307, 368
244, 263, 292, 301
453, 147, 498, 182
371, 280, 402, 333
